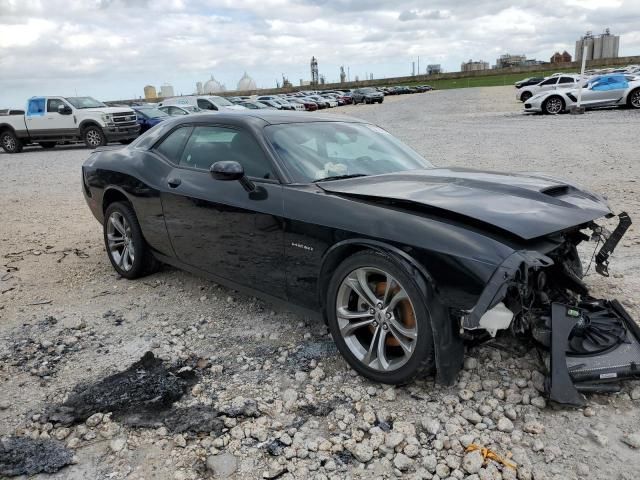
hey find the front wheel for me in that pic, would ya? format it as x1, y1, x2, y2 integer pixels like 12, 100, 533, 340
628, 89, 640, 109
326, 251, 434, 384
83, 126, 107, 148
103, 202, 159, 279
520, 91, 533, 102
543, 96, 564, 114
1, 130, 23, 153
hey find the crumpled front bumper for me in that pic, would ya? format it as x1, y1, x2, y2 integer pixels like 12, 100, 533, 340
462, 212, 638, 405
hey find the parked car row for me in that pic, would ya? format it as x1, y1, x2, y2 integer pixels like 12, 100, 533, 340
514, 65, 640, 115
1, 84, 434, 153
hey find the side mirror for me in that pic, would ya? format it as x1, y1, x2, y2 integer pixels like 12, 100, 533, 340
210, 161, 255, 192
58, 104, 72, 115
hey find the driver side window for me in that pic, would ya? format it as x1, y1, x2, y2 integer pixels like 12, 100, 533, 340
539, 78, 558, 86
179, 126, 275, 179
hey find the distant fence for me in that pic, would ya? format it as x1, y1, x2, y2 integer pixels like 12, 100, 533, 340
107, 55, 640, 105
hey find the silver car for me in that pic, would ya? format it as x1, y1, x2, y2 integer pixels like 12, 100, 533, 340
524, 74, 640, 114
516, 75, 580, 102
159, 105, 212, 116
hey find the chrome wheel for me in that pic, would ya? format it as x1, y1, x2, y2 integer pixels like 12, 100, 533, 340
2, 134, 16, 151
630, 90, 640, 108
86, 129, 102, 147
545, 97, 563, 114
107, 211, 135, 272
336, 267, 418, 372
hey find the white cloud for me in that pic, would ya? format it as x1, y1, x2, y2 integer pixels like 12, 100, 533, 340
0, 0, 638, 106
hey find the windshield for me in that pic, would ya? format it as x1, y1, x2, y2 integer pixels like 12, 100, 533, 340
265, 122, 432, 183
209, 96, 233, 107
64, 97, 106, 109
136, 108, 168, 119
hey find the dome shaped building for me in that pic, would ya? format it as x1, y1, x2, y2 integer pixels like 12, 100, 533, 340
237, 72, 257, 91
202, 75, 226, 94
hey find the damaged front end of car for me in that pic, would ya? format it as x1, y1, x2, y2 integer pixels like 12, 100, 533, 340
462, 212, 639, 406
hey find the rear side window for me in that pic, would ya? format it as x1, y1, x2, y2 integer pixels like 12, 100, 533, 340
558, 77, 575, 84
197, 99, 216, 110
155, 127, 192, 162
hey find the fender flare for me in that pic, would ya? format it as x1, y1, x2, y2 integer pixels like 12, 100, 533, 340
78, 119, 103, 133
319, 238, 464, 385
0, 123, 18, 135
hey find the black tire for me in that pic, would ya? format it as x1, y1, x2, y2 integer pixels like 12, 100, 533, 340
326, 250, 435, 384
0, 130, 23, 153
542, 96, 565, 115
39, 142, 56, 149
520, 91, 533, 102
627, 88, 640, 109
103, 201, 159, 279
83, 125, 107, 148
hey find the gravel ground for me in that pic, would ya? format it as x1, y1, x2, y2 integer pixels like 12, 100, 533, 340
1, 86, 639, 480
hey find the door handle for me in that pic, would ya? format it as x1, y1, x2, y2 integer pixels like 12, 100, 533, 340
167, 177, 182, 188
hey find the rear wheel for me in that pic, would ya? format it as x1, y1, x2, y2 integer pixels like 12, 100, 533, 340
628, 89, 640, 109
83, 125, 106, 148
103, 201, 159, 279
1, 130, 23, 153
520, 91, 533, 102
39, 142, 56, 149
543, 96, 564, 114
326, 251, 434, 384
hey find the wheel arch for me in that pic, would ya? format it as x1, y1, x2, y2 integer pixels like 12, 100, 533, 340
102, 186, 131, 213
79, 119, 102, 133
318, 238, 464, 385
0, 123, 17, 135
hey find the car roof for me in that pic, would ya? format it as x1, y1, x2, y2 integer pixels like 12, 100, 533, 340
159, 110, 367, 127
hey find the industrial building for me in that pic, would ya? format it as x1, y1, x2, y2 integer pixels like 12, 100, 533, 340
159, 84, 174, 98
575, 29, 620, 62
143, 85, 157, 100
495, 54, 527, 69
550, 51, 572, 64
461, 59, 489, 72
237, 72, 257, 91
427, 64, 441, 75
201, 75, 226, 94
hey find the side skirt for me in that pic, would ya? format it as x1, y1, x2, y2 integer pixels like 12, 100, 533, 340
152, 251, 324, 322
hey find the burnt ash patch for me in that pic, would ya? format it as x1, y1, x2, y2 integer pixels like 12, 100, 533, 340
0, 437, 74, 477
287, 340, 338, 371
45, 351, 196, 426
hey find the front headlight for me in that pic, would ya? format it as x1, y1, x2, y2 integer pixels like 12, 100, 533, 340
101, 113, 113, 122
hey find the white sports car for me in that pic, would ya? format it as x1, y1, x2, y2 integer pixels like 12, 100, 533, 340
516, 75, 580, 102
524, 74, 640, 114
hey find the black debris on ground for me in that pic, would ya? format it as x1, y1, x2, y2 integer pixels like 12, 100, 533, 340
119, 405, 224, 435
287, 340, 338, 371
44, 351, 196, 425
219, 398, 260, 418
265, 439, 287, 456
334, 450, 353, 465
0, 436, 74, 477
297, 400, 336, 417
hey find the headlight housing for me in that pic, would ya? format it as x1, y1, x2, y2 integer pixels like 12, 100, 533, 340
101, 113, 113, 122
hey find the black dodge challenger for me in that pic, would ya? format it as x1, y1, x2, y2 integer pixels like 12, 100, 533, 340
83, 111, 639, 405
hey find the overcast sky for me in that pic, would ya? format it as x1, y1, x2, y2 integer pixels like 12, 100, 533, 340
1, 0, 638, 107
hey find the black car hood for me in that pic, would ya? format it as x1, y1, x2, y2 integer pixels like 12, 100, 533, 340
318, 168, 612, 240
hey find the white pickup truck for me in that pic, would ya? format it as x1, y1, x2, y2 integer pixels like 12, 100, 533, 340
0, 96, 140, 153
